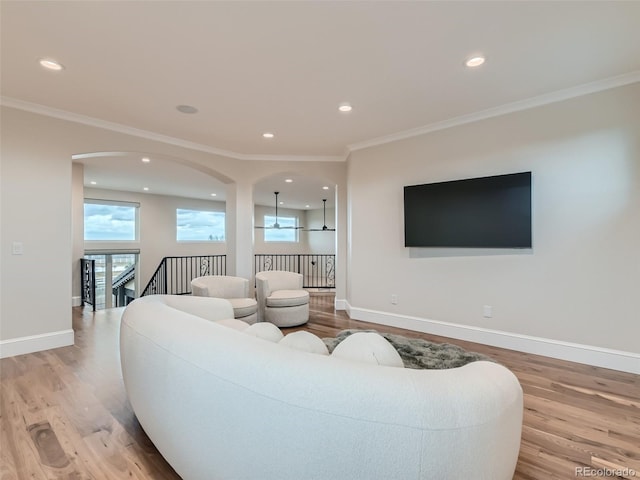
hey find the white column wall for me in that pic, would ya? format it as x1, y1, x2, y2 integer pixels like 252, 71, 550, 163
230, 181, 255, 281
71, 163, 85, 305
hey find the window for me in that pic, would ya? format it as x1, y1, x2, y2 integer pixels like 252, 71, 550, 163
177, 209, 225, 242
264, 215, 298, 242
84, 200, 138, 241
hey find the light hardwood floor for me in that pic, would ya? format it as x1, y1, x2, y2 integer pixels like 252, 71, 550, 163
1, 295, 638, 479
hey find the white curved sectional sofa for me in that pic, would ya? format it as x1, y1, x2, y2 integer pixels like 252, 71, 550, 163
120, 295, 523, 480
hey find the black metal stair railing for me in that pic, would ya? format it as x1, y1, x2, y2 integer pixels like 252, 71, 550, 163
112, 263, 137, 307
141, 255, 227, 296
254, 254, 335, 289
81, 258, 97, 311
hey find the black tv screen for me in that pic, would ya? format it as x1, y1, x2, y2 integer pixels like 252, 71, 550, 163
404, 172, 532, 248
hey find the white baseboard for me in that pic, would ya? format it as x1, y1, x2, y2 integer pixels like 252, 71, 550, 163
72, 296, 82, 307
0, 330, 75, 359
334, 298, 347, 311
346, 303, 640, 375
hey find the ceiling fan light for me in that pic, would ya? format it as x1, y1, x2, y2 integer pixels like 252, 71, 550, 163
306, 197, 335, 232
254, 191, 304, 230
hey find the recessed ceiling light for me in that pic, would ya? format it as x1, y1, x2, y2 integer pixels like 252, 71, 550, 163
279, 201, 284, 205
285, 178, 293, 183
323, 186, 329, 190
39, 59, 64, 71
210, 193, 217, 197
141, 157, 151, 163
90, 181, 97, 185
176, 105, 198, 114
465, 56, 486, 68
305, 204, 310, 208
143, 187, 149, 191
263, 132, 275, 139
338, 103, 352, 113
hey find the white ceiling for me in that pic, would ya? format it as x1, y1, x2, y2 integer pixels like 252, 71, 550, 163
77, 151, 335, 208
2, 1, 640, 203
79, 152, 230, 202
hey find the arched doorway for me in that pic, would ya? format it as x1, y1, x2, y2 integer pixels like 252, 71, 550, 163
253, 173, 337, 291
72, 151, 232, 308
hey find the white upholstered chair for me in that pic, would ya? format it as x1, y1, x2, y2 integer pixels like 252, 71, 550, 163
254, 271, 309, 327
191, 275, 258, 324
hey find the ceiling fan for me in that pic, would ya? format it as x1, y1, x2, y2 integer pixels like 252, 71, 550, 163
254, 192, 304, 229
306, 199, 336, 232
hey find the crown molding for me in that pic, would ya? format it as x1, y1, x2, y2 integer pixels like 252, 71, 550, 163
347, 70, 640, 152
3, 70, 638, 161
0, 96, 347, 163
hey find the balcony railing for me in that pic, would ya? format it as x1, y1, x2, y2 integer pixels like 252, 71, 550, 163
81, 258, 97, 311
141, 255, 227, 296
254, 254, 335, 289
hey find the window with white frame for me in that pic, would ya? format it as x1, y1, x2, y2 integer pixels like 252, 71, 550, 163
177, 208, 225, 242
84, 199, 139, 241
264, 215, 298, 242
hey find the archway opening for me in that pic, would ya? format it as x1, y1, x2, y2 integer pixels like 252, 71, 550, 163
72, 151, 232, 308
253, 172, 336, 292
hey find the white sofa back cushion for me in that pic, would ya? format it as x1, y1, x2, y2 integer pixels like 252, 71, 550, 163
191, 275, 249, 298
244, 322, 284, 342
280, 331, 330, 355
255, 270, 303, 296
332, 332, 404, 367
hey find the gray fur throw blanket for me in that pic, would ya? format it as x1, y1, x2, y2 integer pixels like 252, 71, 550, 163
323, 329, 494, 369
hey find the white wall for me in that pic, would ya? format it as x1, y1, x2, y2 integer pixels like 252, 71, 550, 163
83, 187, 226, 292
1, 109, 74, 351
347, 83, 640, 356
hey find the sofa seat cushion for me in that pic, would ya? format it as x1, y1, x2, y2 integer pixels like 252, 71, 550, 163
228, 298, 258, 318
266, 290, 309, 308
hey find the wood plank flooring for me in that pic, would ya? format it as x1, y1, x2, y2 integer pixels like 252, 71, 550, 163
1, 295, 638, 479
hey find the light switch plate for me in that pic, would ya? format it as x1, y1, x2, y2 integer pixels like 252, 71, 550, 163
12, 242, 24, 255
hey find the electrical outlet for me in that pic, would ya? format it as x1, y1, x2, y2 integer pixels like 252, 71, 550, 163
391, 294, 398, 305
12, 242, 24, 255
483, 305, 493, 318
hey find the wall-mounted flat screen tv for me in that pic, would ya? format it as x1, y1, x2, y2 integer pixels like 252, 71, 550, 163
404, 171, 532, 248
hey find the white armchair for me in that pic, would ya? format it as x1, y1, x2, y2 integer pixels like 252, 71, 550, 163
255, 271, 309, 327
191, 275, 258, 324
